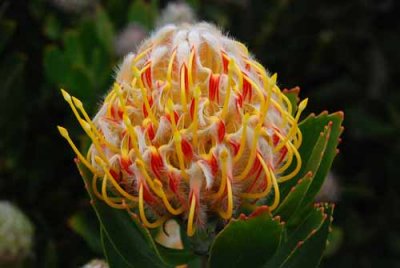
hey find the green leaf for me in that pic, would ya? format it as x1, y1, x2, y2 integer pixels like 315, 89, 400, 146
298, 112, 343, 176
64, 65, 93, 102
209, 206, 283, 268
43, 46, 68, 85
279, 204, 334, 268
63, 30, 85, 67
274, 173, 313, 221
267, 205, 325, 267
156, 243, 197, 266
101, 227, 134, 268
95, 7, 114, 54
127, 0, 158, 30
324, 226, 343, 257
69, 211, 102, 253
299, 112, 344, 207
43, 14, 61, 40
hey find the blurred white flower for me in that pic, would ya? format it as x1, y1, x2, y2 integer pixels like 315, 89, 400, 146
114, 23, 148, 57
50, 0, 96, 14
0, 201, 34, 265
82, 259, 109, 268
156, 2, 197, 27
316, 172, 341, 202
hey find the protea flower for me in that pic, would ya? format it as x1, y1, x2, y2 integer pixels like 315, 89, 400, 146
59, 23, 343, 267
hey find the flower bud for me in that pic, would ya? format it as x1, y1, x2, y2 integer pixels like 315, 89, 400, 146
59, 23, 306, 236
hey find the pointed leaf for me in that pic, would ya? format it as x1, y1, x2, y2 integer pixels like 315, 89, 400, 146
127, 0, 158, 30
63, 30, 85, 67
301, 113, 343, 206
209, 206, 283, 268
95, 7, 114, 54
267, 205, 326, 267
279, 204, 334, 268
274, 172, 313, 221
298, 112, 343, 176
43, 46, 68, 85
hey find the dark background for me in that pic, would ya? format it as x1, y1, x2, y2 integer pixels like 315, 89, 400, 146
1, 0, 399, 267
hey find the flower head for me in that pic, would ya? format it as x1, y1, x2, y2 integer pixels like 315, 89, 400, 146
0, 201, 34, 264
59, 23, 307, 236
156, 2, 197, 27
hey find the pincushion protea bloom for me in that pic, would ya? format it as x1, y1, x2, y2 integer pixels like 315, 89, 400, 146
58, 23, 307, 237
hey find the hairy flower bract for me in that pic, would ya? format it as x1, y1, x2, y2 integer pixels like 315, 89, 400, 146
58, 23, 307, 236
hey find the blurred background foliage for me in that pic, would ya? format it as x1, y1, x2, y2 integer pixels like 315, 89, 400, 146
0, 0, 399, 267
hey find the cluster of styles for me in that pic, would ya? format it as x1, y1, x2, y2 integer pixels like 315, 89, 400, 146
58, 23, 307, 236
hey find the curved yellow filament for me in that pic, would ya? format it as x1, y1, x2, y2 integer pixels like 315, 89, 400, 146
275, 143, 294, 174
106, 92, 117, 118
220, 60, 233, 119
167, 49, 177, 88
173, 132, 188, 180
101, 174, 126, 209
180, 65, 188, 115
188, 48, 195, 89
294, 127, 303, 149
272, 131, 302, 183
122, 115, 142, 161
72, 96, 119, 153
132, 66, 158, 127
260, 69, 272, 113
153, 179, 184, 215
242, 75, 265, 110
95, 157, 139, 202
61, 89, 109, 164
258, 128, 294, 175
80, 121, 109, 165
280, 91, 293, 116
135, 159, 161, 196
234, 125, 261, 181
191, 86, 201, 148
57, 126, 97, 174
218, 179, 233, 220
240, 154, 272, 199
139, 184, 166, 229
133, 45, 153, 63
92, 175, 105, 201
187, 196, 196, 237
209, 149, 229, 200
269, 168, 280, 211
233, 113, 250, 162
274, 98, 307, 152
245, 59, 268, 92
